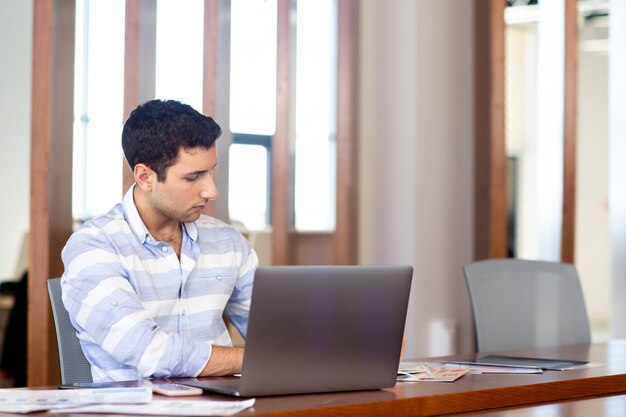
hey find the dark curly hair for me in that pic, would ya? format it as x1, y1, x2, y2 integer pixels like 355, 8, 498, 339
122, 99, 222, 181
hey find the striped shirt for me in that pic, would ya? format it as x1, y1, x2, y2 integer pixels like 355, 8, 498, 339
61, 185, 258, 382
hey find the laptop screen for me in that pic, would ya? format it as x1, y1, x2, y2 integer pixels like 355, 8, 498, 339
238, 265, 413, 396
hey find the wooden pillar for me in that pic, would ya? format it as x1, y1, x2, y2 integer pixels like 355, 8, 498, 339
334, 0, 359, 265
203, 0, 220, 218
202, 0, 232, 220
29, 0, 75, 387
561, 0, 578, 263
123, 0, 157, 192
272, 0, 296, 265
473, 0, 508, 260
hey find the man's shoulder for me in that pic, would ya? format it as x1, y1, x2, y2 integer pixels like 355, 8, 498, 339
194, 215, 248, 243
69, 204, 129, 242
194, 214, 234, 230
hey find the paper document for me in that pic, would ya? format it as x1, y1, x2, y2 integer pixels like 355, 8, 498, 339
474, 355, 589, 370
58, 398, 256, 416
441, 361, 543, 374
0, 387, 152, 414
397, 362, 470, 382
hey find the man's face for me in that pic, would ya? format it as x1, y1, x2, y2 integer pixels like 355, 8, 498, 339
148, 146, 218, 223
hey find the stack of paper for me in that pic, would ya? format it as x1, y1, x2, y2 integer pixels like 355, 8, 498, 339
397, 362, 470, 382
0, 387, 255, 416
0, 387, 152, 414
441, 361, 543, 374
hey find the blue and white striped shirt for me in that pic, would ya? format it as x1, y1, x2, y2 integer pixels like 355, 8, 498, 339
61, 186, 257, 382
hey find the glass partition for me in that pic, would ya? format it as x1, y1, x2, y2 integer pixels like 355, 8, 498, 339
504, 1, 565, 261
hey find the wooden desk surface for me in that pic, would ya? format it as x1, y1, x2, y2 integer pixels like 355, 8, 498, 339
451, 394, 626, 417
10, 340, 626, 417
230, 340, 626, 417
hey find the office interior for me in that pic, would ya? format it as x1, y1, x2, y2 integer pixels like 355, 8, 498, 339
0, 0, 622, 388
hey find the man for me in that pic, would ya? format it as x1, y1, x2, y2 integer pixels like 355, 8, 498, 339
61, 99, 257, 382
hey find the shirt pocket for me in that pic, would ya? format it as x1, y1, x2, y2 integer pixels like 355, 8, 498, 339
204, 268, 238, 293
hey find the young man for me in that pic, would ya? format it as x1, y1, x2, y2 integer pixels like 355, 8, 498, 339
61, 99, 257, 382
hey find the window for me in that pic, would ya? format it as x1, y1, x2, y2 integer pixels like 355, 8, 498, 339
155, 0, 204, 110
72, 0, 125, 221
228, 0, 338, 231
228, 0, 277, 230
294, 0, 337, 231
73, 0, 339, 235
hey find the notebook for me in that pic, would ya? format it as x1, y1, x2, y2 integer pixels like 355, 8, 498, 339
474, 355, 589, 370
182, 265, 413, 397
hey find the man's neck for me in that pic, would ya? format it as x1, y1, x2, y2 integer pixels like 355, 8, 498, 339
132, 185, 181, 243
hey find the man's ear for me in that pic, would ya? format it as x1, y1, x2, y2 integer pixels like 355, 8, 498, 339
134, 163, 155, 191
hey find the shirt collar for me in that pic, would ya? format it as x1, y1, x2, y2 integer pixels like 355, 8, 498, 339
182, 221, 197, 241
122, 184, 151, 244
122, 183, 199, 244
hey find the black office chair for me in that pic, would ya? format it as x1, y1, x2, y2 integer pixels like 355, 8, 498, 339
47, 278, 93, 384
0, 270, 27, 386
463, 259, 592, 353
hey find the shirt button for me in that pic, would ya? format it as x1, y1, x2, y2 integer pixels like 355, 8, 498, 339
111, 300, 118, 306
161, 246, 168, 252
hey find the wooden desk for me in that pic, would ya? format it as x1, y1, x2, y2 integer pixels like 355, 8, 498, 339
9, 341, 626, 417
452, 394, 626, 416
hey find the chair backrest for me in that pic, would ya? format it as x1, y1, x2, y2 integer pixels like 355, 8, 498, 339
47, 278, 93, 384
463, 259, 591, 353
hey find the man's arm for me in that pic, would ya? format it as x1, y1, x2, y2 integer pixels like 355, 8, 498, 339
199, 346, 244, 376
223, 248, 258, 339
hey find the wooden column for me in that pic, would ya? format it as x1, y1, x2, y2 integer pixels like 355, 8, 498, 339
202, 0, 219, 119
561, 0, 578, 263
334, 0, 359, 265
473, 0, 508, 260
202, 0, 232, 221
272, 0, 296, 265
29, 0, 75, 387
202, 0, 220, 218
123, 0, 157, 192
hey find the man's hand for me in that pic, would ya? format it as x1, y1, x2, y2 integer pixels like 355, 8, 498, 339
199, 346, 244, 376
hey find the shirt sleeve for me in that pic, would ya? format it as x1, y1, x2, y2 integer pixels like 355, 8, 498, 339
224, 242, 258, 339
61, 229, 211, 379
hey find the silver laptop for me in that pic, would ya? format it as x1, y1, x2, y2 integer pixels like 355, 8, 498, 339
182, 265, 413, 397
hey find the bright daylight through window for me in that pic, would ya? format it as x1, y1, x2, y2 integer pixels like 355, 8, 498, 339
73, 0, 337, 233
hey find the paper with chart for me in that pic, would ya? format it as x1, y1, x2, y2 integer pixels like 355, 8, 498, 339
0, 387, 152, 413
397, 362, 470, 382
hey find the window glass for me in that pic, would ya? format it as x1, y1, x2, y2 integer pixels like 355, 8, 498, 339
228, 144, 269, 230
155, 0, 204, 110
294, 0, 337, 231
73, 0, 125, 221
229, 0, 277, 135
228, 0, 337, 231
228, 0, 277, 230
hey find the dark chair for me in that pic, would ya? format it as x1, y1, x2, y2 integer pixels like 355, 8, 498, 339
463, 259, 591, 353
0, 270, 27, 386
47, 278, 93, 384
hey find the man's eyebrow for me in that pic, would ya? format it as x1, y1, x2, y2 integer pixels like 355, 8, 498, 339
184, 162, 217, 176
184, 169, 208, 176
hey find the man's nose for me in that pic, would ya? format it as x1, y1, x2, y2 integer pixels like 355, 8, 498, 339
200, 176, 218, 200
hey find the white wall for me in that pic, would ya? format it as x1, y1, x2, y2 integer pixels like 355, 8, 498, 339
359, 0, 475, 358
0, 0, 32, 281
576, 47, 610, 339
